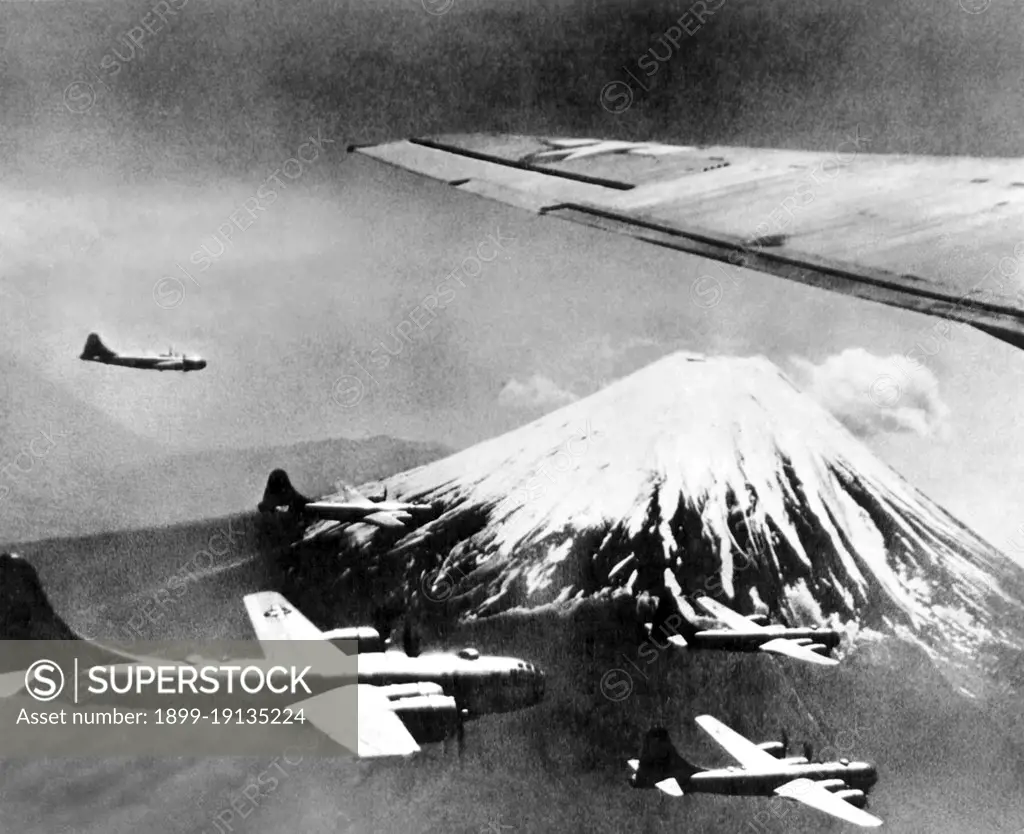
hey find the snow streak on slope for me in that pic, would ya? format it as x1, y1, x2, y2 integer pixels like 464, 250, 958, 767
326, 352, 1024, 663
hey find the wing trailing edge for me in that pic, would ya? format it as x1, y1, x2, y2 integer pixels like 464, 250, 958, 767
353, 134, 1024, 352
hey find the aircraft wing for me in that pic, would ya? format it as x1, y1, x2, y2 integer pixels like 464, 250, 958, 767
352, 135, 1024, 351
303, 501, 405, 529
775, 778, 883, 827
359, 511, 407, 530
293, 684, 421, 758
694, 714, 785, 773
694, 596, 767, 632
243, 591, 350, 674
695, 598, 839, 665
244, 592, 324, 641
759, 637, 840, 667
329, 484, 377, 506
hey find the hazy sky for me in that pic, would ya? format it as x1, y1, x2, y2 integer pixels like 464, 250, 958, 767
3, 153, 1023, 560
3, 0, 1024, 559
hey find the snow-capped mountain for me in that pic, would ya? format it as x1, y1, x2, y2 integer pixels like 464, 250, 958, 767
324, 352, 1024, 674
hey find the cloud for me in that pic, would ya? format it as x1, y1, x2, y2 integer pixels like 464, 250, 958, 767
790, 348, 951, 439
497, 375, 578, 410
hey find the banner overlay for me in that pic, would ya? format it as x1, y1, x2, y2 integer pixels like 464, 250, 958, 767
0, 640, 360, 757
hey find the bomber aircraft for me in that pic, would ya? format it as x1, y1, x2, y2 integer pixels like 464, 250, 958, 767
644, 592, 841, 666
243, 591, 545, 756
0, 554, 545, 759
628, 715, 882, 827
351, 135, 1024, 352
690, 595, 841, 666
79, 332, 207, 372
257, 468, 441, 533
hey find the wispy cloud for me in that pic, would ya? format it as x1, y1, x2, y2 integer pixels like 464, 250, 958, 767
791, 347, 951, 439
498, 374, 578, 410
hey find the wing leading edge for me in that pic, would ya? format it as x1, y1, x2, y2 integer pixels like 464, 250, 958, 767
352, 134, 1024, 351
775, 778, 883, 827
242, 592, 446, 759
243, 591, 351, 674
695, 714, 783, 773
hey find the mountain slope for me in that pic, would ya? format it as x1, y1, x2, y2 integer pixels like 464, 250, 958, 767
1, 431, 448, 545
333, 352, 1024, 678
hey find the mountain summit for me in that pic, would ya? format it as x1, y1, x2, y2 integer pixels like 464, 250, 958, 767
335, 352, 1024, 670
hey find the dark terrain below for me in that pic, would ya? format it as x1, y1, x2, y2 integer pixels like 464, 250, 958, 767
5, 0, 1024, 830
1, 511, 1022, 833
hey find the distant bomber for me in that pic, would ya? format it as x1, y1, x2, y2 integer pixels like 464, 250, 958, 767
258, 469, 441, 531
644, 592, 842, 667
628, 716, 882, 827
79, 333, 207, 372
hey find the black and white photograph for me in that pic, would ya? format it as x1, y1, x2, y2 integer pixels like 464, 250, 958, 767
2, 0, 1024, 831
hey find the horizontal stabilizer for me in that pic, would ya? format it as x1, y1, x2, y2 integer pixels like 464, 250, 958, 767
654, 777, 684, 797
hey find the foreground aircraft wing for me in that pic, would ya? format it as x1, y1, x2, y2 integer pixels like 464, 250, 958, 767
694, 714, 786, 773
352, 135, 1024, 351
775, 778, 883, 827
243, 591, 350, 674
293, 684, 420, 758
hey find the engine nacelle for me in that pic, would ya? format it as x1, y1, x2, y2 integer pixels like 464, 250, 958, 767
322, 626, 385, 654
380, 682, 446, 700
757, 741, 785, 758
817, 779, 848, 792
834, 789, 868, 808
390, 694, 460, 745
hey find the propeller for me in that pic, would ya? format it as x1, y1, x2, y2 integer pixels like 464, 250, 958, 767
402, 619, 422, 658
803, 741, 814, 762
371, 607, 392, 645
456, 707, 466, 757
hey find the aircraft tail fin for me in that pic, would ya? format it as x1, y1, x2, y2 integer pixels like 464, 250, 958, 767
80, 332, 114, 360
652, 588, 699, 642
0, 553, 157, 674
629, 727, 704, 792
0, 553, 82, 644
258, 469, 313, 515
